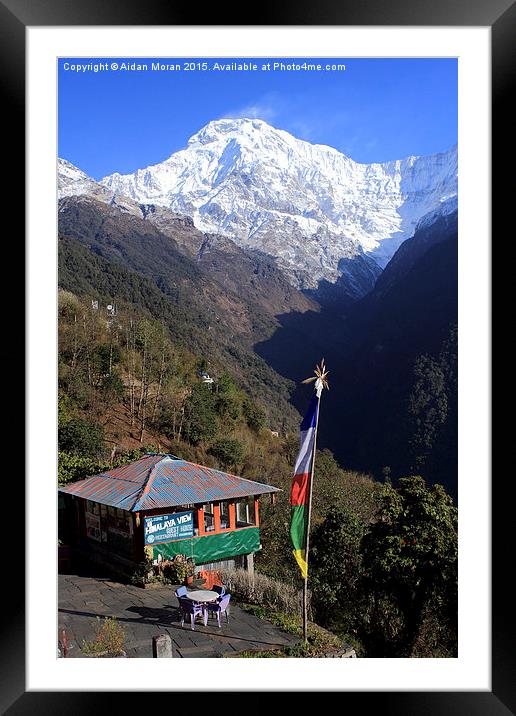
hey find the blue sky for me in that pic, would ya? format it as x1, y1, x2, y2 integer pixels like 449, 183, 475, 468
58, 58, 457, 180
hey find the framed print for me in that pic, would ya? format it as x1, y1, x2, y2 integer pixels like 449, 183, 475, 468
4, 0, 508, 710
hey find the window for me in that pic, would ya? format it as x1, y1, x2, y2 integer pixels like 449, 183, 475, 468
235, 497, 256, 527
235, 500, 248, 525
203, 503, 215, 532
193, 509, 200, 536
107, 507, 131, 534
116, 508, 130, 532
219, 501, 230, 530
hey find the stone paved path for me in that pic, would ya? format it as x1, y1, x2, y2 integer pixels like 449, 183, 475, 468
58, 572, 300, 658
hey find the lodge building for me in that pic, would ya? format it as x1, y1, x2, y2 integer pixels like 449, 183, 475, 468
58, 453, 280, 578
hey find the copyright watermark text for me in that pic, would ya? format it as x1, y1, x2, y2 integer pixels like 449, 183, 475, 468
61, 60, 346, 74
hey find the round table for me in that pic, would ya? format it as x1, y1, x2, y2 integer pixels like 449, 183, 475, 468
186, 589, 219, 603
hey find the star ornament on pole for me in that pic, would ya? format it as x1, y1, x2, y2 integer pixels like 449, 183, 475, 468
302, 359, 330, 397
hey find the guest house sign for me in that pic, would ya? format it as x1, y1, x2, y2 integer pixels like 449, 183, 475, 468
144, 511, 194, 545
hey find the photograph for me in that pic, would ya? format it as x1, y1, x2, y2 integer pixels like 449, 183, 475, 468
56, 56, 460, 660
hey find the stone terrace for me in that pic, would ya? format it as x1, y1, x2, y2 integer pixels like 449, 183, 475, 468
58, 572, 300, 658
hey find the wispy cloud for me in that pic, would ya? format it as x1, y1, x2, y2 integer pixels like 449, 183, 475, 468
289, 110, 351, 141
220, 97, 363, 155
223, 102, 277, 122
287, 119, 317, 141
222, 92, 285, 124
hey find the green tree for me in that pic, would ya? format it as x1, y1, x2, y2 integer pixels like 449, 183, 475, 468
58, 417, 105, 458
58, 393, 74, 425
243, 397, 266, 433
215, 373, 242, 422
91, 343, 121, 387
361, 476, 457, 657
58, 447, 148, 486
100, 371, 125, 400
310, 507, 366, 638
407, 355, 448, 471
182, 383, 218, 445
255, 495, 295, 584
209, 438, 246, 470
425, 325, 458, 489
197, 357, 209, 373
58, 452, 108, 486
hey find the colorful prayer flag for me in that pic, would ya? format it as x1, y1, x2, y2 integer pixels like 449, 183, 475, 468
290, 393, 319, 578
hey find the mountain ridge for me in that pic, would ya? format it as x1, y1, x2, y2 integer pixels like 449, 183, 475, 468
99, 118, 457, 293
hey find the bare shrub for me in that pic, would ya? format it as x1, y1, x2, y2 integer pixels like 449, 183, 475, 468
219, 568, 309, 614
82, 617, 126, 656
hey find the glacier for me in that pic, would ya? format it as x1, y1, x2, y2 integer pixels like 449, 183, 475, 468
60, 118, 458, 294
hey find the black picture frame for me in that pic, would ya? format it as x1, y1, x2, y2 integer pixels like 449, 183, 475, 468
5, 0, 507, 710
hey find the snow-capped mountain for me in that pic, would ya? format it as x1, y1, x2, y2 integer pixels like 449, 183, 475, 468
59, 158, 103, 198
99, 118, 457, 291
415, 194, 458, 232
58, 158, 145, 217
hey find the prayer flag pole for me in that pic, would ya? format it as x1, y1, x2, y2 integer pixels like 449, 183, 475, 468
296, 359, 329, 643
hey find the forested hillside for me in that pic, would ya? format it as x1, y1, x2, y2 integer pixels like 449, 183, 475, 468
58, 289, 276, 472
58, 230, 300, 432
326, 214, 458, 497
